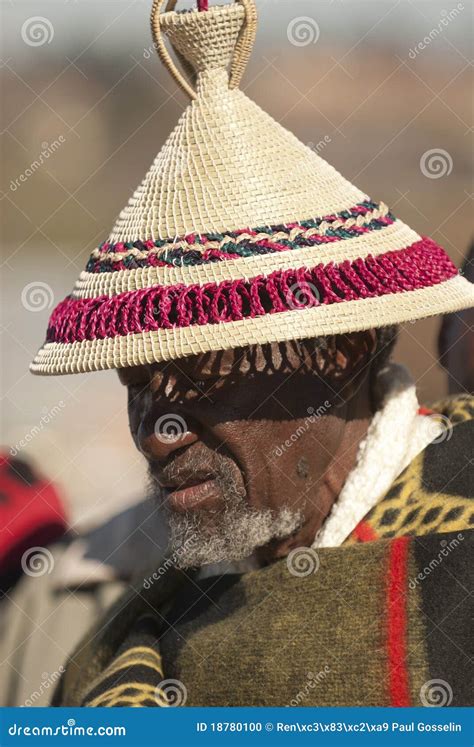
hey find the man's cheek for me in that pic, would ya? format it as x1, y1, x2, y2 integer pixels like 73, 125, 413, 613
127, 406, 143, 449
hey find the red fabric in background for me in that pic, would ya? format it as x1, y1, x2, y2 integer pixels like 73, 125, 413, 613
0, 453, 67, 574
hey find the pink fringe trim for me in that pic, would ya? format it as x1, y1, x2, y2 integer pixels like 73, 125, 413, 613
46, 239, 457, 344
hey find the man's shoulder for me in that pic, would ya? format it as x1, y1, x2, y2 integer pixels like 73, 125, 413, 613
419, 400, 473, 504
352, 396, 473, 542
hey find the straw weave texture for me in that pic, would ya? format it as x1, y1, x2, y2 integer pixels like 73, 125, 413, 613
109, 3, 365, 241
31, 277, 474, 375
30, 0, 474, 376
76, 221, 419, 298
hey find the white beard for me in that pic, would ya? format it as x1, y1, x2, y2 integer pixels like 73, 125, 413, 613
155, 465, 302, 569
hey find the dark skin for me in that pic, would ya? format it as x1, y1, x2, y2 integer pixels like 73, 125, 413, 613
118, 331, 377, 563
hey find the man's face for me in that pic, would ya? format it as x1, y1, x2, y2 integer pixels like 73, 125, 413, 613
118, 335, 375, 567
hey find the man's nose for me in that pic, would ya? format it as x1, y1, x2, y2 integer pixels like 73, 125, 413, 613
137, 411, 200, 462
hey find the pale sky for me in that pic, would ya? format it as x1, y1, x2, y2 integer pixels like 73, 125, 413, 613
3, 0, 472, 60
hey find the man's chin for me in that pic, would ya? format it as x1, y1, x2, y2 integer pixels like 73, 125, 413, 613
167, 505, 303, 569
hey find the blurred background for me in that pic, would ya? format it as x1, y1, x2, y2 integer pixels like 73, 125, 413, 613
1, 0, 473, 529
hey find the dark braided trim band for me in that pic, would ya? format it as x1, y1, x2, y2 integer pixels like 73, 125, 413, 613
48, 238, 457, 345
87, 201, 393, 272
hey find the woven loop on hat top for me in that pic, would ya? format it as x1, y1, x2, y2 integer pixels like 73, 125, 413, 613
151, 0, 258, 99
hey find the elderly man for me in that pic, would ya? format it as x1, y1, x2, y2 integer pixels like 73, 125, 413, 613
32, 0, 473, 708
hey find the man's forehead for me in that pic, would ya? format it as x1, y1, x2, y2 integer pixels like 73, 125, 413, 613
183, 340, 335, 376
118, 340, 326, 383
177, 342, 315, 375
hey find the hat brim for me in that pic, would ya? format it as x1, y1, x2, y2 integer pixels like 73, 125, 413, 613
31, 274, 474, 375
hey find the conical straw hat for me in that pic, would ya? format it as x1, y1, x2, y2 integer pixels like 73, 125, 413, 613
31, 0, 474, 375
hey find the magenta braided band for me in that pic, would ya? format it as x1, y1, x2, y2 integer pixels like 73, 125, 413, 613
47, 238, 457, 345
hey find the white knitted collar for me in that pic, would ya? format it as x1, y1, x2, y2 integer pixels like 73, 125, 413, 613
312, 364, 441, 549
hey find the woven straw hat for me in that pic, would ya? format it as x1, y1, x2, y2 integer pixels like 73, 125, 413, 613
31, 0, 474, 375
